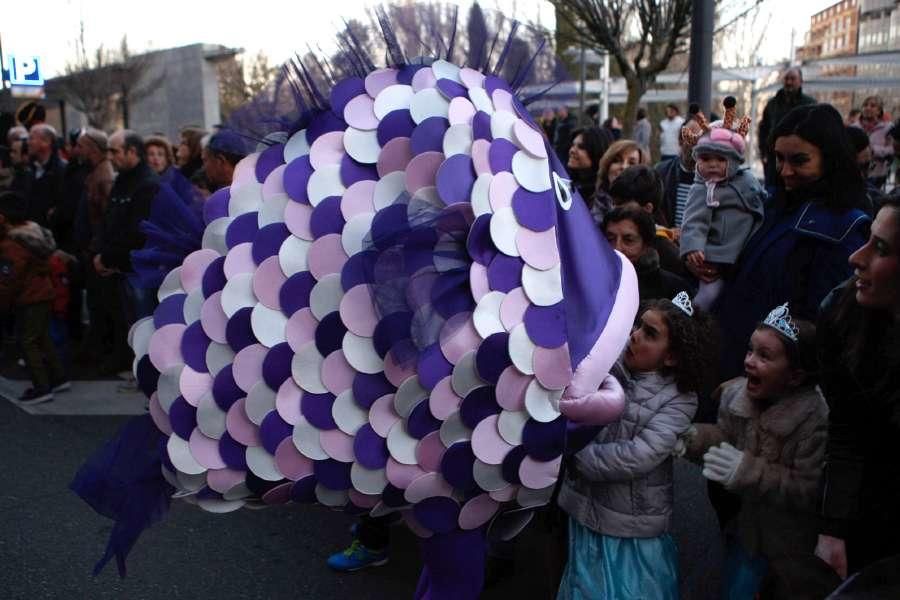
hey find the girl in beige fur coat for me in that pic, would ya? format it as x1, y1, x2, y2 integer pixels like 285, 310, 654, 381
684, 304, 840, 598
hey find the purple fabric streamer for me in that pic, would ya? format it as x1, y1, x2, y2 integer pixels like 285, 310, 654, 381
69, 415, 175, 577
132, 179, 204, 289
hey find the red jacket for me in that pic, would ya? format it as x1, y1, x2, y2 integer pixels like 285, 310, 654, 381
0, 222, 56, 310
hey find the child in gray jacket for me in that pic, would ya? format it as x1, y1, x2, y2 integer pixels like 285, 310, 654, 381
680, 97, 765, 310
556, 293, 717, 600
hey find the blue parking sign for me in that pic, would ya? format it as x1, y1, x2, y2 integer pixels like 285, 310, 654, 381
7, 55, 44, 87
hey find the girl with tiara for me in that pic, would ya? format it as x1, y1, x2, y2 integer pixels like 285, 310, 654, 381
556, 293, 716, 599
683, 303, 839, 598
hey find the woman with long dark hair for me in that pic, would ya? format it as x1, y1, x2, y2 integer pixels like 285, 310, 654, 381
176, 126, 206, 179
814, 196, 900, 582
567, 126, 614, 212
707, 103, 871, 380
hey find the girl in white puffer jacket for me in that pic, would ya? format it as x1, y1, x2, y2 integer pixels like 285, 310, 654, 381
557, 293, 717, 600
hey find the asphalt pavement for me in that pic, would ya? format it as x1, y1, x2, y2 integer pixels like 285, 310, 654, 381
1, 383, 723, 599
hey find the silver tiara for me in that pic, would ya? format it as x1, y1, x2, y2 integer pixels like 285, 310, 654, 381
763, 303, 799, 342
672, 291, 693, 316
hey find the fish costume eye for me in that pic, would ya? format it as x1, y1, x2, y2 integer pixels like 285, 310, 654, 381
72, 13, 639, 599
552, 172, 573, 211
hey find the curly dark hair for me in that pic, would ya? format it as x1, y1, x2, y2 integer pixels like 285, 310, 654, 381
639, 298, 719, 394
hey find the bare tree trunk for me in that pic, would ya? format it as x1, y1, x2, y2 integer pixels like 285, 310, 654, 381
121, 85, 130, 129
621, 77, 646, 139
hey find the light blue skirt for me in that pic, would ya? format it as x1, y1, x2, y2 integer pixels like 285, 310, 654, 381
557, 517, 680, 600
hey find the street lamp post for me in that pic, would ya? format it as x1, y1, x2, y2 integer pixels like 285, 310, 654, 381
688, 0, 715, 115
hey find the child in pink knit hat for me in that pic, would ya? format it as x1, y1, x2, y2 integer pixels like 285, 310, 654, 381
679, 97, 765, 310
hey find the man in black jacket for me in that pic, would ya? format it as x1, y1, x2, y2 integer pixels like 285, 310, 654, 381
26, 124, 66, 227
758, 68, 816, 187
95, 130, 159, 325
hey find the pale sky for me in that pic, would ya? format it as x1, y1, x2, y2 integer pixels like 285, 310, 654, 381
2, 0, 837, 79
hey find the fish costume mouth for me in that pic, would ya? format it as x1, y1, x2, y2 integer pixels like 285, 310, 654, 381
72, 12, 638, 597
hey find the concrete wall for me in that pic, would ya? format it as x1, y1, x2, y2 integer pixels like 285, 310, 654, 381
129, 44, 231, 142
41, 43, 236, 143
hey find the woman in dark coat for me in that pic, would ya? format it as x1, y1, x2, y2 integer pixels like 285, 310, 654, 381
705, 104, 871, 381
176, 126, 206, 180
814, 196, 900, 582
566, 126, 614, 214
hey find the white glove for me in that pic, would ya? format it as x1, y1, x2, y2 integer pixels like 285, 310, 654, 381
673, 426, 698, 457
701, 442, 744, 487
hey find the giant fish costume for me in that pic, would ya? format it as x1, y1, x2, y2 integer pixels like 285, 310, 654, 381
73, 15, 639, 599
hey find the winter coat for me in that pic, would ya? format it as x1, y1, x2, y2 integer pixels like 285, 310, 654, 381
558, 361, 697, 538
758, 88, 816, 185
570, 168, 597, 215
590, 188, 613, 227
27, 152, 67, 227
714, 195, 870, 380
52, 159, 89, 253
98, 161, 159, 272
817, 282, 900, 571
634, 248, 695, 301
654, 156, 694, 228
679, 168, 766, 265
688, 378, 827, 557
179, 157, 203, 181
652, 234, 687, 277
0, 222, 57, 310
76, 158, 115, 256
633, 118, 651, 150
856, 119, 893, 181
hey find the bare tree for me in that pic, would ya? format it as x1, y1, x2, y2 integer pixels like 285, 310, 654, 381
217, 51, 279, 122
550, 0, 692, 135
59, 23, 162, 130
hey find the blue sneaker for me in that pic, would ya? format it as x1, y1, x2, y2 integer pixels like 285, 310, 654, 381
326, 540, 389, 572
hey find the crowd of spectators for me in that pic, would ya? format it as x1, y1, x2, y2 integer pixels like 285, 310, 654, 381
2, 69, 899, 595
530, 69, 899, 597
0, 102, 247, 402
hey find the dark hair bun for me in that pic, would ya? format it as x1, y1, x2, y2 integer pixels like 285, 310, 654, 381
724, 96, 736, 109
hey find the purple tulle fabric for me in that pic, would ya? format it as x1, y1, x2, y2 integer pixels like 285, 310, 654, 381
69, 415, 174, 576
132, 170, 204, 289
